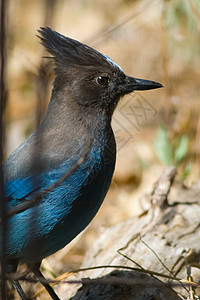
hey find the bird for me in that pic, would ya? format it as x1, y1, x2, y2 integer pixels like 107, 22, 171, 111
0, 27, 162, 299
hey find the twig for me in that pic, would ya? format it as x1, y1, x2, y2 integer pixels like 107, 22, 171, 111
11, 264, 181, 282
8, 267, 200, 288
0, 0, 7, 297
182, 255, 198, 300
85, 0, 152, 46
117, 248, 184, 296
160, 0, 173, 123
140, 238, 188, 293
140, 238, 175, 277
34, 0, 57, 127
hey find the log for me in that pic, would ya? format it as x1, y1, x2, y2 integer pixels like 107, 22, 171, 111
58, 166, 200, 300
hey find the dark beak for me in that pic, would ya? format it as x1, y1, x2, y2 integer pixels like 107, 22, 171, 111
118, 75, 163, 94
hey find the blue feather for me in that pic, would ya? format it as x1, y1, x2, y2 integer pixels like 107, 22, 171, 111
2, 143, 115, 263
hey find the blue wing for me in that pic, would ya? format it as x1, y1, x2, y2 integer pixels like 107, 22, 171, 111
2, 147, 114, 263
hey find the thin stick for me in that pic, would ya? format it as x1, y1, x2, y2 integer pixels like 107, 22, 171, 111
11, 264, 182, 282
9, 268, 200, 288
0, 0, 7, 297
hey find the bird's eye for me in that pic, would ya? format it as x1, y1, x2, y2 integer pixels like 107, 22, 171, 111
96, 76, 109, 85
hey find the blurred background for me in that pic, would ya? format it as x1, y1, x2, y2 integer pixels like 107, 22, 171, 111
2, 0, 200, 297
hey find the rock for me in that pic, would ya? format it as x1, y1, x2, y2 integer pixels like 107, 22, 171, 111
71, 270, 180, 300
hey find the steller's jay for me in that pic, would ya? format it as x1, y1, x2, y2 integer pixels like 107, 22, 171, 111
1, 27, 162, 299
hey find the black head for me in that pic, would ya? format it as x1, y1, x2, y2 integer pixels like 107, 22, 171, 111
38, 27, 162, 116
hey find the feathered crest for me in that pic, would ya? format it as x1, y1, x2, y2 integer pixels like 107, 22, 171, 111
37, 27, 112, 68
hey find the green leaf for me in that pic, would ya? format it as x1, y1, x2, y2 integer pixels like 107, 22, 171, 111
174, 135, 188, 165
180, 163, 192, 181
154, 127, 173, 166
